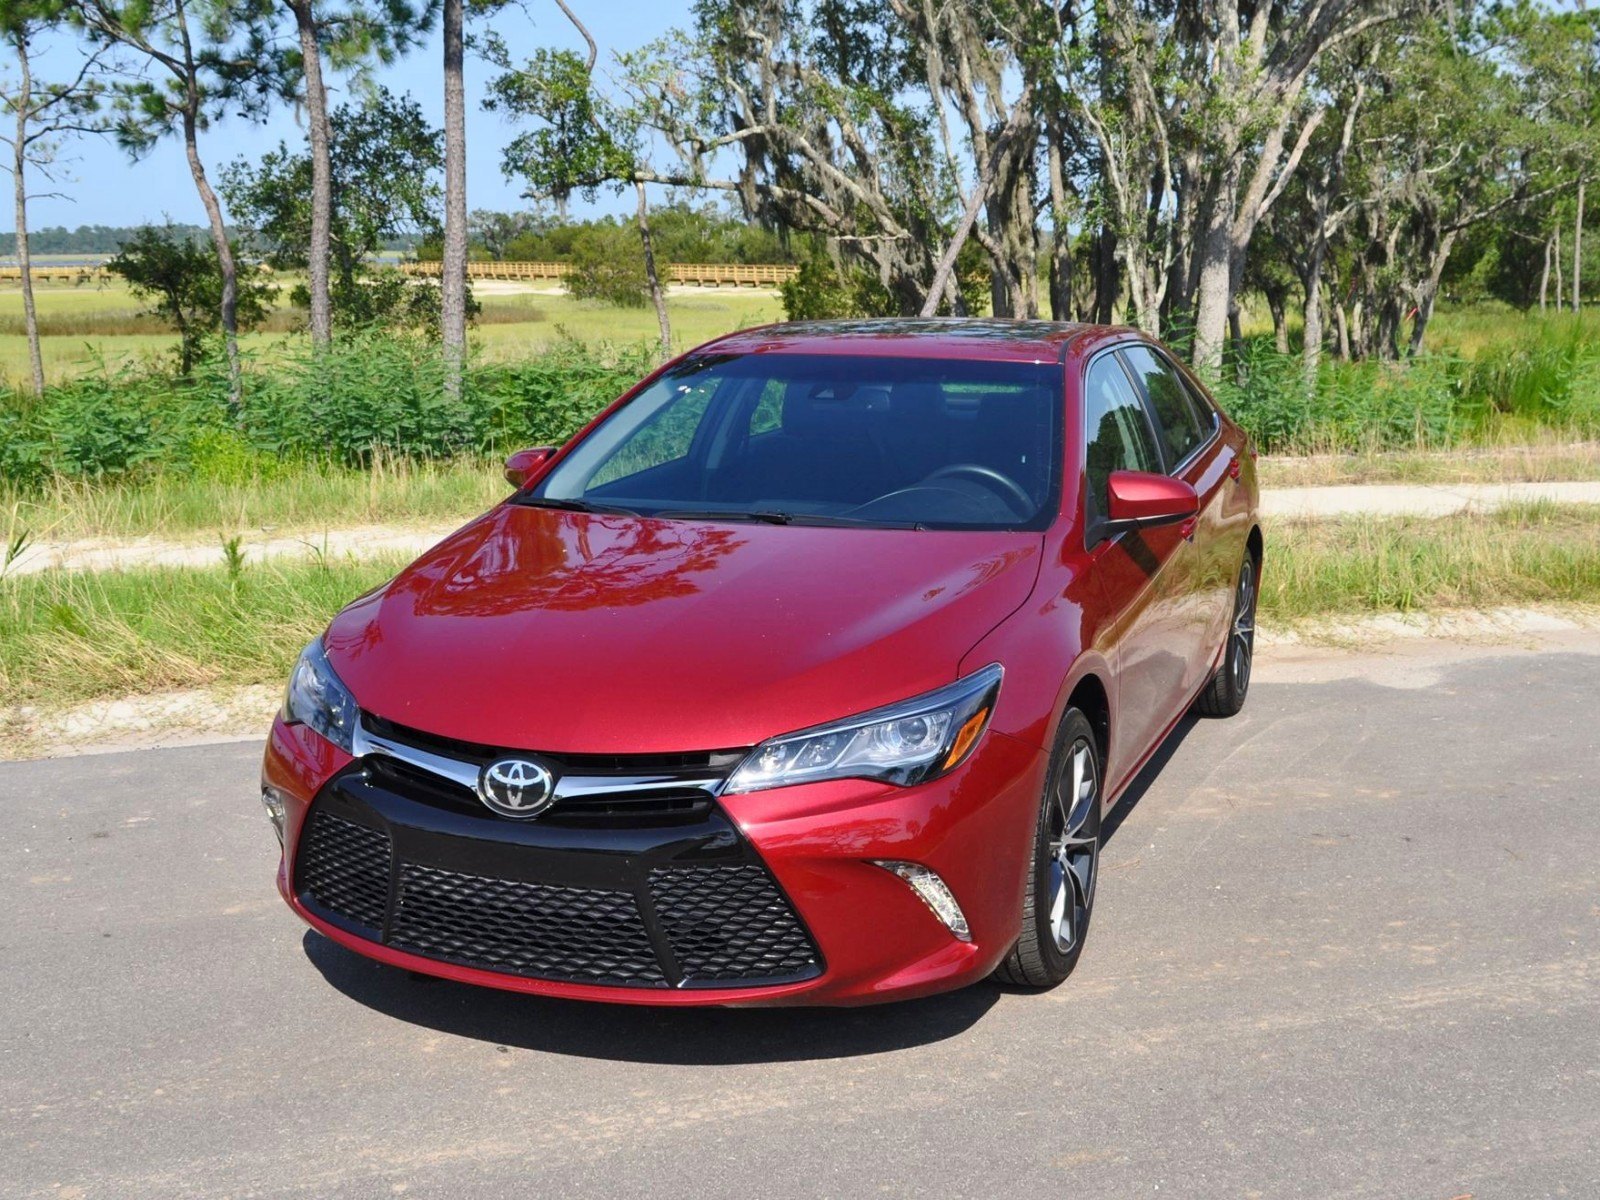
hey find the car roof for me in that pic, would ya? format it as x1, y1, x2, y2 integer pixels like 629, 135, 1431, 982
692, 318, 1138, 364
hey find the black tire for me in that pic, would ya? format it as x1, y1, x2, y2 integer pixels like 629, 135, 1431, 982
1194, 551, 1257, 719
993, 708, 1102, 989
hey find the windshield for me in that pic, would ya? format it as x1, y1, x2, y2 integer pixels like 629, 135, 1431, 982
527, 353, 1062, 530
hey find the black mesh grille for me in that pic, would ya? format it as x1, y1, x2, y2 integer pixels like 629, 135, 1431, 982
649, 865, 819, 983
390, 863, 666, 987
298, 811, 390, 932
295, 799, 821, 989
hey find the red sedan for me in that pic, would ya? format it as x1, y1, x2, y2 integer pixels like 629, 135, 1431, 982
261, 320, 1261, 1006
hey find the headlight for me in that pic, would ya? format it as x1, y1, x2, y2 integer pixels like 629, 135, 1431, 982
281, 638, 358, 753
725, 664, 1003, 794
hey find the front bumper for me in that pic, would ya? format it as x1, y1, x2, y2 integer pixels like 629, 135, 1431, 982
264, 715, 1046, 1006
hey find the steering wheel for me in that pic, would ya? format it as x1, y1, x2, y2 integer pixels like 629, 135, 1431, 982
922, 463, 1033, 514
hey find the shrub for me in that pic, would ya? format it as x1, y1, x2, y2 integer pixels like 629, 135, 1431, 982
566, 223, 649, 308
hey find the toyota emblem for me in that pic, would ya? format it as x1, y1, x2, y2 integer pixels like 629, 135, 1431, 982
477, 757, 557, 819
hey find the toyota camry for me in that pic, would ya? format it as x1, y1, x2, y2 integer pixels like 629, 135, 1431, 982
261, 319, 1261, 1006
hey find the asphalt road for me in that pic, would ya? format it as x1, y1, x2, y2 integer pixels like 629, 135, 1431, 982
4, 639, 1599, 1199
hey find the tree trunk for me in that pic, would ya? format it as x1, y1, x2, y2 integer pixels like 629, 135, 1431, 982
1192, 162, 1238, 376
1408, 231, 1457, 357
181, 106, 242, 408
11, 34, 44, 399
636, 181, 670, 358
1094, 225, 1118, 324
440, 0, 467, 398
1575, 178, 1586, 315
1554, 223, 1564, 312
291, 0, 333, 346
1540, 232, 1552, 312
1046, 139, 1072, 322
1267, 288, 1288, 354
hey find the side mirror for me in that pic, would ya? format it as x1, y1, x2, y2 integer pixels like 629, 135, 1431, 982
503, 446, 555, 489
1100, 470, 1198, 540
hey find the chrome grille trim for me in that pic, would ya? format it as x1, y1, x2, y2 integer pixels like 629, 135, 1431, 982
350, 718, 728, 801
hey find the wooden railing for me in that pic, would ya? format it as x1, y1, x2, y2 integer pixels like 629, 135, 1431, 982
402, 260, 800, 287
0, 265, 113, 283
0, 260, 800, 287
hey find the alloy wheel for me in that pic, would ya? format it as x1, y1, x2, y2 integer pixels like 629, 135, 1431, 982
1047, 738, 1100, 954
1231, 557, 1257, 695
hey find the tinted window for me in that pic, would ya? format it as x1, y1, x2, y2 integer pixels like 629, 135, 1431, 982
1083, 356, 1162, 520
1121, 345, 1209, 467
530, 354, 1062, 530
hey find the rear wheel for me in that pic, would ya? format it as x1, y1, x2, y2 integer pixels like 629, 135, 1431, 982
1194, 552, 1257, 718
993, 708, 1101, 989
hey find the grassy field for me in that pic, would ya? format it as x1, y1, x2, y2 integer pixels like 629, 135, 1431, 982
2, 455, 506, 544
1258, 439, 1600, 487
0, 278, 783, 384
4, 503, 1599, 712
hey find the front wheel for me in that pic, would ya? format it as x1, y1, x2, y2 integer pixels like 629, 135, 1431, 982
1194, 552, 1257, 718
993, 708, 1102, 989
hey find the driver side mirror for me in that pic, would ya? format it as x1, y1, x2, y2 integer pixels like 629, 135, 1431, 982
1098, 470, 1198, 542
504, 446, 555, 489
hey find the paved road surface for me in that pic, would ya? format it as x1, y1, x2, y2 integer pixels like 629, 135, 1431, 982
4, 640, 1598, 1198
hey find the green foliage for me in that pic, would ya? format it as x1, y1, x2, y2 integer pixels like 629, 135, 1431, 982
484, 44, 637, 207
222, 88, 450, 331
1214, 320, 1600, 452
0, 333, 651, 480
565, 221, 648, 308
105, 224, 272, 371
779, 249, 986, 320
779, 256, 895, 320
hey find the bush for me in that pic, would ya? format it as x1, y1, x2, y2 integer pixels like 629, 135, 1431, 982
0, 333, 655, 483
566, 223, 649, 308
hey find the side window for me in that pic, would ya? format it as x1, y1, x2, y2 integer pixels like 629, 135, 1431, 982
1083, 355, 1162, 520
747, 377, 784, 435
1120, 345, 1207, 468
588, 381, 715, 489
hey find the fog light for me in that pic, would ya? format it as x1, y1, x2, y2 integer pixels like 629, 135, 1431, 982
873, 860, 971, 941
260, 786, 286, 846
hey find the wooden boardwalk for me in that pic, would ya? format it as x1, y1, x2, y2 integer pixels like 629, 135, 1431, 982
0, 262, 798, 288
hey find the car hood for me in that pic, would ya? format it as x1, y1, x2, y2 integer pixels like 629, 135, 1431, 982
325, 504, 1043, 754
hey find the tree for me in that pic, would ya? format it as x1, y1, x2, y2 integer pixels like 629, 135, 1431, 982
487, 14, 675, 354
71, 0, 285, 408
1, 0, 111, 397
278, 0, 436, 346
222, 88, 455, 330
106, 222, 270, 372
440, 0, 466, 394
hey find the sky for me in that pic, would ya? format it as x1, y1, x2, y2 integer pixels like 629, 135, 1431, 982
9, 1, 696, 233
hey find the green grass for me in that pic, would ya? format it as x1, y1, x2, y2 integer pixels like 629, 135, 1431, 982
4, 503, 1599, 713
0, 552, 409, 709
2, 454, 507, 542
1258, 439, 1600, 487
1261, 502, 1600, 620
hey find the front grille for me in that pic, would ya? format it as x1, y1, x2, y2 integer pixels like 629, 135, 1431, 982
295, 805, 821, 989
649, 865, 818, 983
296, 812, 390, 932
391, 863, 665, 987
358, 712, 745, 823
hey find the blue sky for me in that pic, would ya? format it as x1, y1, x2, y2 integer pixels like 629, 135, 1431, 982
13, 1, 693, 232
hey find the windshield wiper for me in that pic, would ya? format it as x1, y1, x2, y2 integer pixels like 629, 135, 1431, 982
657, 509, 925, 530
515, 496, 641, 517
655, 509, 795, 525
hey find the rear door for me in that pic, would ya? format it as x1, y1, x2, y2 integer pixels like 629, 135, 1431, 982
1117, 344, 1232, 698
1080, 350, 1192, 788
